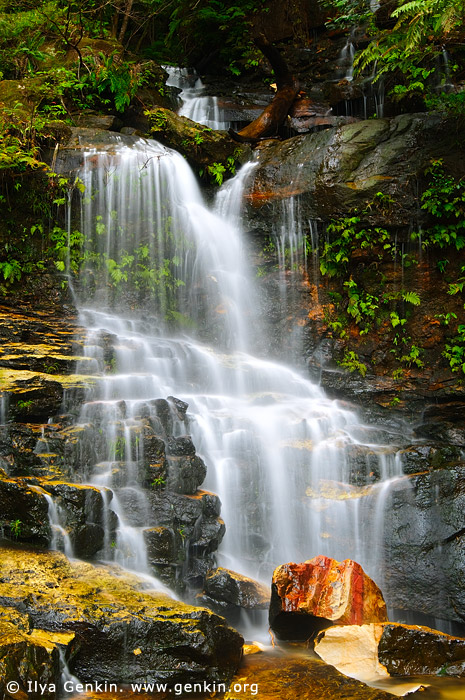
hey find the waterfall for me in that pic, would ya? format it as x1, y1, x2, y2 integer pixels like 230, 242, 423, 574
337, 32, 356, 82
165, 66, 230, 130
66, 133, 407, 604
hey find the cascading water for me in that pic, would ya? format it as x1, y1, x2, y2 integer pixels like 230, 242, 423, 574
65, 132, 408, 616
337, 33, 355, 82
165, 66, 230, 130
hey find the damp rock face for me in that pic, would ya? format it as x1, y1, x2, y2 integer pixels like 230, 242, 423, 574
0, 547, 243, 686
269, 555, 388, 640
246, 113, 465, 227
378, 623, 465, 677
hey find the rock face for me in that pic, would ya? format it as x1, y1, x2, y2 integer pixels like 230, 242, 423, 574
0, 547, 243, 686
246, 113, 464, 227
0, 605, 74, 700
384, 467, 465, 628
199, 567, 270, 622
269, 555, 388, 640
315, 622, 465, 680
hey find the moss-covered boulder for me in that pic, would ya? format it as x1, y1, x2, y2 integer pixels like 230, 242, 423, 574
145, 107, 251, 174
0, 547, 243, 685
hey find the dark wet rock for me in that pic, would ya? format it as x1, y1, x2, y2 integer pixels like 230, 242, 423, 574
0, 605, 73, 700
167, 435, 197, 456
165, 454, 207, 494
0, 478, 51, 544
379, 623, 465, 676
144, 526, 178, 565
0, 547, 243, 685
38, 481, 117, 557
200, 568, 269, 622
146, 490, 225, 591
191, 518, 225, 556
269, 555, 387, 641
397, 444, 463, 475
167, 395, 189, 419
152, 398, 173, 435
384, 466, 465, 625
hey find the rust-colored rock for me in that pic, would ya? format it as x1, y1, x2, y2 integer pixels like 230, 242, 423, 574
269, 555, 388, 640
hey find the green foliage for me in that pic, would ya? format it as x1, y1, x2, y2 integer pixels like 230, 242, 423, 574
321, 0, 371, 31
319, 194, 428, 373
339, 350, 367, 377
412, 160, 465, 251
207, 158, 236, 186
354, 0, 464, 105
9, 519, 22, 538
16, 399, 33, 409
444, 325, 465, 374
160, 0, 266, 74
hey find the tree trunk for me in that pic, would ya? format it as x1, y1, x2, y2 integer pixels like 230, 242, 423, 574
118, 0, 134, 43
229, 35, 299, 143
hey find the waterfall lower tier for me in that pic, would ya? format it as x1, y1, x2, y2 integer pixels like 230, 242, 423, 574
76, 307, 406, 593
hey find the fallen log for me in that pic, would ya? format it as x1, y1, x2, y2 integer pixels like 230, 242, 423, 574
229, 35, 299, 143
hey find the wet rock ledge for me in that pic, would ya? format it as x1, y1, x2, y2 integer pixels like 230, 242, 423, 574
0, 546, 243, 698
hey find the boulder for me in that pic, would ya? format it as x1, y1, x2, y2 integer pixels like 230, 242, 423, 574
165, 454, 207, 494
200, 568, 270, 622
269, 555, 388, 640
379, 623, 465, 676
144, 107, 251, 173
0, 547, 243, 685
315, 622, 465, 680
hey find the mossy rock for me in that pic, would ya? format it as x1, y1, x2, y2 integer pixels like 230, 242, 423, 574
0, 547, 243, 684
145, 107, 251, 174
0, 368, 97, 421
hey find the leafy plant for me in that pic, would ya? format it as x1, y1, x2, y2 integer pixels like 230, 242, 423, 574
9, 519, 22, 538
412, 160, 465, 251
339, 350, 367, 377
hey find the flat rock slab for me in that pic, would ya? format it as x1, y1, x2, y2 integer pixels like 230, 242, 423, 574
0, 546, 243, 686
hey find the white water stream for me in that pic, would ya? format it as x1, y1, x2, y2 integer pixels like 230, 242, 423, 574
165, 66, 230, 130
65, 132, 407, 606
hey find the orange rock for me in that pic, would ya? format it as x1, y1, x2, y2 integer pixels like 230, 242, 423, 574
269, 555, 388, 640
